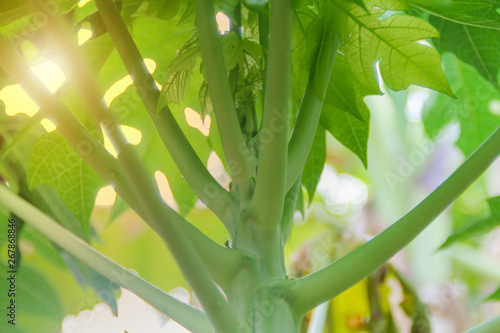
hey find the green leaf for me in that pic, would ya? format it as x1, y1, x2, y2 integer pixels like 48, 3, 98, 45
321, 54, 370, 167
431, 16, 500, 87
423, 54, 500, 156
393, 270, 431, 333
222, 31, 245, 71
27, 132, 103, 236
178, 2, 195, 25
0, 263, 63, 329
487, 286, 500, 300
155, 0, 182, 20
332, 0, 453, 96
325, 54, 364, 120
368, 0, 409, 11
410, 0, 500, 30
309, 14, 336, 100
199, 80, 213, 117
302, 126, 326, 205
439, 196, 500, 249
161, 70, 192, 105
160, 33, 200, 106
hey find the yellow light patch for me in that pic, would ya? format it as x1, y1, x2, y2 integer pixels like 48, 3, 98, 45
154, 171, 178, 211
78, 29, 93, 46
184, 107, 211, 136
95, 185, 117, 206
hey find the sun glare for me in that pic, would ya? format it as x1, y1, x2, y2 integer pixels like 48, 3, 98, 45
0, 60, 65, 117
103, 125, 143, 157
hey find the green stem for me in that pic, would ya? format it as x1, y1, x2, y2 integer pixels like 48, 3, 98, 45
115, 144, 241, 332
0, 185, 211, 333
465, 316, 500, 333
27, 20, 241, 331
249, 0, 293, 229
0, 35, 242, 291
192, 0, 256, 194
94, 0, 233, 222
286, 34, 339, 192
283, 126, 500, 316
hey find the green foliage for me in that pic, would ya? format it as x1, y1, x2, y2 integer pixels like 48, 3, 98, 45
332, 0, 453, 96
423, 54, 500, 156
440, 196, 500, 249
410, 0, 500, 29
430, 16, 500, 87
27, 132, 103, 236
302, 126, 326, 204
321, 55, 370, 167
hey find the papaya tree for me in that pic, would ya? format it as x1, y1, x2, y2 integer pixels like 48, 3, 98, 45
0, 0, 500, 332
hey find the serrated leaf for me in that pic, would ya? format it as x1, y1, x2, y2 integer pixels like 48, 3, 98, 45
166, 34, 200, 75
161, 70, 191, 105
198, 80, 213, 117
302, 126, 326, 205
27, 132, 103, 236
333, 0, 453, 96
423, 54, 500, 156
160, 33, 200, 106
439, 196, 500, 250
431, 16, 500, 87
410, 0, 500, 30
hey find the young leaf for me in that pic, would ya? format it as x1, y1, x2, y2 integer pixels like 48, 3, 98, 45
302, 126, 326, 205
423, 54, 500, 156
27, 132, 104, 236
431, 16, 500, 87
332, 0, 453, 96
160, 33, 200, 106
439, 196, 500, 250
199, 80, 213, 117
161, 70, 192, 105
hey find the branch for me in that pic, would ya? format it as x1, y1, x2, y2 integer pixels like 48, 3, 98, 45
286, 34, 339, 192
20, 18, 240, 330
283, 127, 500, 315
249, 0, 293, 228
0, 34, 243, 293
94, 0, 234, 223
192, 0, 256, 195
0, 185, 211, 333
465, 316, 500, 333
